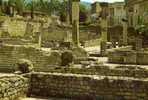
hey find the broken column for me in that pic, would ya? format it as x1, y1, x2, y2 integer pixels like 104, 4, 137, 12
122, 18, 128, 46
38, 22, 44, 48
134, 36, 142, 51
64, 30, 72, 42
66, 0, 71, 25
100, 18, 108, 56
101, 19, 108, 42
72, 0, 80, 46
25, 22, 34, 37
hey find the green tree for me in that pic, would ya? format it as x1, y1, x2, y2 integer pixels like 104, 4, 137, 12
79, 3, 88, 22
0, 0, 2, 6
2, 0, 25, 16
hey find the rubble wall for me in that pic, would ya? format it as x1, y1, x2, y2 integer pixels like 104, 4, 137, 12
108, 50, 148, 65
35, 65, 148, 78
108, 50, 137, 64
0, 17, 44, 37
0, 45, 61, 72
30, 72, 148, 100
0, 75, 29, 100
0, 17, 100, 42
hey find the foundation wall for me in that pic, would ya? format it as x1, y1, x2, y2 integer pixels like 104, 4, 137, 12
0, 45, 61, 73
108, 50, 148, 65
30, 72, 148, 100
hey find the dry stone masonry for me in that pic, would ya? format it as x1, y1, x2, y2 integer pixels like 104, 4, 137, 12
108, 48, 148, 65
0, 44, 61, 73
0, 75, 29, 100
30, 72, 148, 100
0, 17, 48, 37
1, 71, 148, 100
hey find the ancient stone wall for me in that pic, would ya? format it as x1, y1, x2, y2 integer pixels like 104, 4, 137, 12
0, 75, 29, 100
108, 50, 137, 64
0, 17, 100, 43
34, 65, 148, 78
108, 49, 148, 65
0, 17, 47, 37
30, 72, 148, 100
0, 45, 61, 73
0, 72, 148, 100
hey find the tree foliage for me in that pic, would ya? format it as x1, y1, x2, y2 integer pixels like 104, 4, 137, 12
1, 0, 89, 21
80, 3, 88, 22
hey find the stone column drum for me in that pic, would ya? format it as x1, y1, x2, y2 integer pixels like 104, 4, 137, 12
122, 20, 128, 46
100, 19, 108, 56
72, 0, 80, 46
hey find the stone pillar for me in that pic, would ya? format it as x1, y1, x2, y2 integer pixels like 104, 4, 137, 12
100, 41, 107, 56
66, 0, 71, 25
72, 20, 79, 46
38, 22, 43, 48
9, 6, 14, 17
101, 19, 108, 42
100, 19, 108, 56
64, 30, 72, 42
25, 22, 33, 37
135, 37, 142, 51
122, 21, 128, 46
72, 0, 80, 46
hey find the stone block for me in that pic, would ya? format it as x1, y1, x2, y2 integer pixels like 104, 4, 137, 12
61, 50, 74, 66
108, 49, 136, 64
137, 52, 148, 65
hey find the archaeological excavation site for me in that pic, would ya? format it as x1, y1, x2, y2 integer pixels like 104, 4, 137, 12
0, 0, 148, 100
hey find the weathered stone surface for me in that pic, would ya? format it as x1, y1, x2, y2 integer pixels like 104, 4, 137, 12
100, 41, 107, 56
108, 49, 137, 64
0, 17, 48, 37
137, 51, 148, 65
0, 44, 61, 73
61, 51, 74, 66
34, 64, 148, 78
0, 75, 29, 100
108, 48, 148, 65
72, 0, 80, 46
134, 37, 143, 51
16, 59, 34, 73
30, 72, 148, 100
72, 47, 88, 58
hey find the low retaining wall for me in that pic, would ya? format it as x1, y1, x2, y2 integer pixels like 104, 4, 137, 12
108, 49, 148, 65
0, 44, 61, 73
0, 44, 88, 73
108, 50, 137, 64
34, 65, 148, 78
30, 72, 148, 100
0, 75, 29, 100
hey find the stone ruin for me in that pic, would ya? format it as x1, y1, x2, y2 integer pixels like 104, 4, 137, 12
108, 24, 148, 65
0, 0, 148, 100
1, 69, 148, 100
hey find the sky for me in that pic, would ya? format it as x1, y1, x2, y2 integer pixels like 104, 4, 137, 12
81, 0, 124, 3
